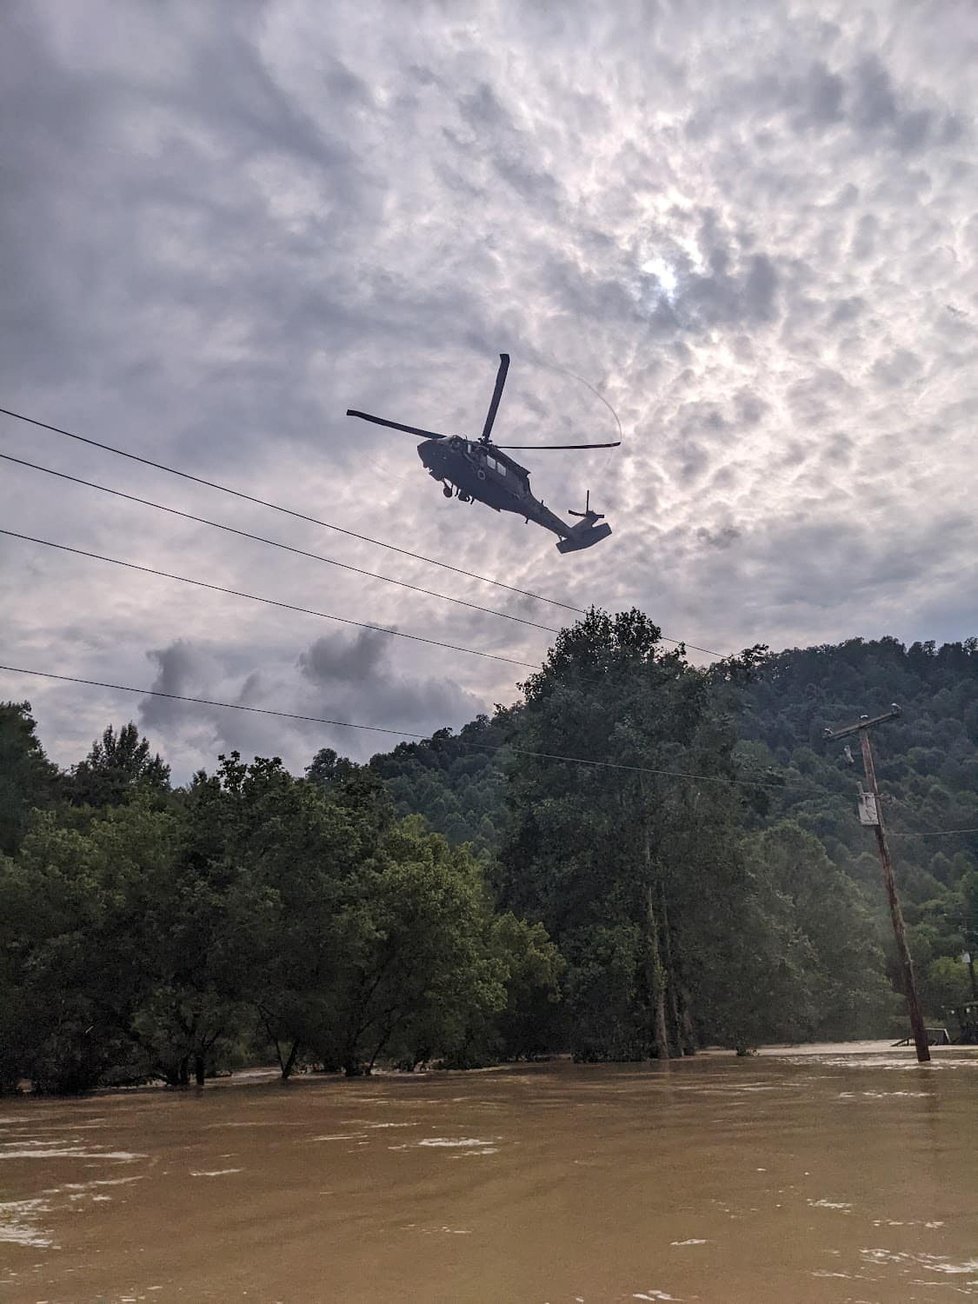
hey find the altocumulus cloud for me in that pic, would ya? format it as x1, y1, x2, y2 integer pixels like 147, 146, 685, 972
1, 0, 976, 778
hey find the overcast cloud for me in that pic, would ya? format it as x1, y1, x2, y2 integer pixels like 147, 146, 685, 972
2, 0, 976, 778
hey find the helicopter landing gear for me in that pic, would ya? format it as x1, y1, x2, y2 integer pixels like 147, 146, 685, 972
458, 492, 473, 503
442, 483, 453, 498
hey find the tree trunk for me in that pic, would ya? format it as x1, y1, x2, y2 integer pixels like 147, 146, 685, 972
657, 879, 685, 1056
194, 1052, 206, 1087
645, 884, 670, 1060
638, 782, 670, 1061
282, 1040, 300, 1081
679, 987, 697, 1055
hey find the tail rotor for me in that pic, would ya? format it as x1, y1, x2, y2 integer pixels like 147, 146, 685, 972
567, 490, 604, 522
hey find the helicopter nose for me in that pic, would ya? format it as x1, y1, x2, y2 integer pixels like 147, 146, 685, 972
417, 438, 438, 468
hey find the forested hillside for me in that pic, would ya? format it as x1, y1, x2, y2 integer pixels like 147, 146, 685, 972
369, 634, 978, 1025
738, 637, 978, 1022
3, 624, 976, 1094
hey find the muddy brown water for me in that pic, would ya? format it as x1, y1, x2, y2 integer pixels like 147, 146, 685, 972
1, 1043, 976, 1303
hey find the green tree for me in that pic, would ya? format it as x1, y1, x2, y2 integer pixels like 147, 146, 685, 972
318, 817, 505, 1075
68, 722, 170, 808
498, 608, 760, 1060
490, 913, 564, 1060
742, 822, 895, 1041
924, 955, 971, 1017
0, 701, 60, 855
305, 746, 358, 789
211, 753, 363, 1079
0, 801, 183, 1092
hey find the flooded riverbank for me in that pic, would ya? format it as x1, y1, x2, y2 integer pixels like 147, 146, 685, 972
2, 1043, 976, 1302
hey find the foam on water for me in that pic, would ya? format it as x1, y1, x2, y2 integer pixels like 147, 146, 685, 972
0, 1199, 56, 1248
417, 1137, 497, 1148
0, 1147, 144, 1160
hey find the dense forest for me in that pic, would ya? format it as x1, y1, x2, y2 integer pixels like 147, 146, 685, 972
372, 630, 978, 1030
2, 617, 976, 1093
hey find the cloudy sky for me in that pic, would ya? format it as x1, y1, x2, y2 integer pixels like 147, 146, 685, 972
2, 0, 976, 779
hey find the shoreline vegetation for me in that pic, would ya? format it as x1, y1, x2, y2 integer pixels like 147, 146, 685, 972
3, 613, 976, 1096
10, 1041, 977, 1105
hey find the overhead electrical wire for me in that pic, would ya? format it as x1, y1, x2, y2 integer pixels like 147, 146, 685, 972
0, 529, 539, 670
0, 403, 581, 612
0, 453, 561, 637
0, 663, 790, 789
888, 827, 978, 838
0, 404, 725, 658
883, 798, 978, 840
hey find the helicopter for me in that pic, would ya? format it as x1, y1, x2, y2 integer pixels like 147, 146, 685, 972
346, 353, 619, 553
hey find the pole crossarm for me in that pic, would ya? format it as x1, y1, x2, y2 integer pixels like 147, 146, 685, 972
823, 704, 902, 741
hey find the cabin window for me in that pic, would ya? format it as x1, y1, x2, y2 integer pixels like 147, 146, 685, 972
486, 456, 505, 475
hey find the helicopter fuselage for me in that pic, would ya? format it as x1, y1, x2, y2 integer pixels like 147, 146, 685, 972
417, 436, 611, 553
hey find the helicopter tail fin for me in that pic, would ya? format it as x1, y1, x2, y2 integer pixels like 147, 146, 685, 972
556, 518, 612, 554
556, 490, 611, 552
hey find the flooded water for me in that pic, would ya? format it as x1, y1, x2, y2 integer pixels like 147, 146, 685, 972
1, 1044, 976, 1302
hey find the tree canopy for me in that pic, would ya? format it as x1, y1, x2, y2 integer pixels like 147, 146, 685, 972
3, 626, 976, 1092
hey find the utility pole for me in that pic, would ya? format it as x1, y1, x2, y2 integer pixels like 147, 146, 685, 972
824, 705, 931, 1064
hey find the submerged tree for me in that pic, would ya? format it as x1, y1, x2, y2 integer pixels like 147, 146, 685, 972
497, 608, 763, 1060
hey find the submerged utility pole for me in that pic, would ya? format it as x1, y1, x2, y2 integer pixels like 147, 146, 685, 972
824, 706, 931, 1064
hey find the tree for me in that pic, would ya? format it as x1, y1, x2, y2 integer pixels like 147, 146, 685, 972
498, 608, 759, 1060
317, 818, 505, 1075
212, 753, 362, 1079
305, 747, 358, 789
0, 801, 183, 1092
68, 722, 170, 808
0, 701, 60, 855
490, 914, 564, 1060
738, 822, 895, 1042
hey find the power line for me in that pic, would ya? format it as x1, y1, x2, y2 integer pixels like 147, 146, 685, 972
0, 404, 725, 658
889, 827, 978, 838
0, 663, 788, 789
886, 794, 978, 840
0, 403, 581, 613
0, 529, 538, 670
0, 452, 560, 637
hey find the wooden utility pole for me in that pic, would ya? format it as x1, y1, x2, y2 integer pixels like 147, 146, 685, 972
824, 706, 931, 1064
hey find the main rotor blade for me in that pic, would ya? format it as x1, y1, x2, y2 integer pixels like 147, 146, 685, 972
480, 353, 510, 442
494, 440, 622, 450
346, 410, 448, 440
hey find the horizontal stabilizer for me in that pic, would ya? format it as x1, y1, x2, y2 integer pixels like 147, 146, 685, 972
556, 520, 612, 554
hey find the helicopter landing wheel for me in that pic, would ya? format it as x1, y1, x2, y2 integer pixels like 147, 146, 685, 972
442, 483, 453, 498
458, 492, 472, 503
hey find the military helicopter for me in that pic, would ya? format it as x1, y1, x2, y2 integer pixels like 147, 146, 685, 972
346, 354, 619, 553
